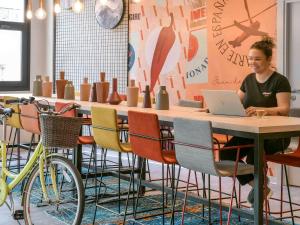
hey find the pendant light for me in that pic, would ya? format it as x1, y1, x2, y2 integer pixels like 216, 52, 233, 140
35, 0, 47, 20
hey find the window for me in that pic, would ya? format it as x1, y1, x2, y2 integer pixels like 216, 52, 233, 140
0, 0, 29, 91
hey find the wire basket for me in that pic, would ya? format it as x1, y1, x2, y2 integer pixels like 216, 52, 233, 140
40, 114, 83, 148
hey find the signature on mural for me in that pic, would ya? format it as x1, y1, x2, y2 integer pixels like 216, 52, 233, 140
228, 0, 269, 48
213, 75, 242, 85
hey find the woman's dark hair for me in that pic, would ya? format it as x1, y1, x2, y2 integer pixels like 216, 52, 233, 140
250, 36, 275, 59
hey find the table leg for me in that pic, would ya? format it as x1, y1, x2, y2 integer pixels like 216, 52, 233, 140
254, 135, 264, 224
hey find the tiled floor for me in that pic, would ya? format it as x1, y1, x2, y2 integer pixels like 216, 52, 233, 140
1, 149, 300, 225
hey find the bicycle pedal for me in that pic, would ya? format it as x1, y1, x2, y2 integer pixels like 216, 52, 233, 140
13, 210, 24, 220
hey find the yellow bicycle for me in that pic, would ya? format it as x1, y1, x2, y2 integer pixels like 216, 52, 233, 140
0, 98, 84, 225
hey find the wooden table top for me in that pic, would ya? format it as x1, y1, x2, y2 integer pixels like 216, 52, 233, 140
2, 93, 300, 134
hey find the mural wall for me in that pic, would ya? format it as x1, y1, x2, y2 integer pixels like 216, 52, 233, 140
129, 0, 277, 103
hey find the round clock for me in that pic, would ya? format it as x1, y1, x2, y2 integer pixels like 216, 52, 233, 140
60, 0, 75, 9
95, 0, 124, 29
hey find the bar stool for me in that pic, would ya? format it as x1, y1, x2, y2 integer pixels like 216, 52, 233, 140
91, 106, 132, 224
172, 117, 254, 225
19, 103, 41, 163
262, 108, 300, 224
123, 110, 177, 224
3, 96, 23, 171
54, 102, 97, 198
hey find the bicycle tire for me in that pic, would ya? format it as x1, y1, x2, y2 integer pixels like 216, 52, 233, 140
23, 155, 84, 225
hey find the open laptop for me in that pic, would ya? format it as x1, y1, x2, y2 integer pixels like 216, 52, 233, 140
202, 90, 246, 116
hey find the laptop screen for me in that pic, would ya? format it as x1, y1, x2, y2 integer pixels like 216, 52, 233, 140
202, 90, 246, 117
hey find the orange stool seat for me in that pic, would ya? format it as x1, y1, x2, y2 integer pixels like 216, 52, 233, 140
78, 136, 95, 145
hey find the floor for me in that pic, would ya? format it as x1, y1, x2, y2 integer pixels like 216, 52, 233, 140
1, 148, 300, 225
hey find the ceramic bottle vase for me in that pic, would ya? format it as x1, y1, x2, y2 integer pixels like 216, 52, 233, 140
56, 71, 68, 99
33, 75, 43, 96
156, 86, 169, 110
142, 85, 152, 108
64, 81, 75, 100
96, 72, 109, 103
42, 76, 52, 97
80, 77, 91, 101
108, 78, 122, 105
126, 79, 139, 107
89, 83, 97, 102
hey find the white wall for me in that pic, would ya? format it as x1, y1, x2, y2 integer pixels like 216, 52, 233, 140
0, 0, 53, 93
30, 0, 53, 91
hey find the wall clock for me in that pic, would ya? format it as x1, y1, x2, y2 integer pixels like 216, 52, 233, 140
61, 0, 75, 9
95, 0, 124, 29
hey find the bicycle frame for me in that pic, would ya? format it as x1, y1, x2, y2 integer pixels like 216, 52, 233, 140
0, 139, 57, 205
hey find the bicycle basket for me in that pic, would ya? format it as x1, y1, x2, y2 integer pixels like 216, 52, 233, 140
40, 114, 83, 148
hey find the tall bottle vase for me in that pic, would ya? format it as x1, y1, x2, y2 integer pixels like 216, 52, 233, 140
96, 72, 109, 103
56, 71, 67, 99
156, 86, 169, 110
33, 75, 43, 96
42, 76, 52, 97
64, 81, 75, 100
142, 85, 152, 108
126, 79, 139, 107
89, 83, 97, 102
80, 77, 91, 101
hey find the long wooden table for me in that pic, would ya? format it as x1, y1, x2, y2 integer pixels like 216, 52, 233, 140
3, 94, 300, 224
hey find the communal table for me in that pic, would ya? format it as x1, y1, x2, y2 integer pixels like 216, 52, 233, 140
3, 94, 300, 224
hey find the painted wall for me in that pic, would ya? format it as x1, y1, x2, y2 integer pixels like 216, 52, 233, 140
128, 0, 277, 103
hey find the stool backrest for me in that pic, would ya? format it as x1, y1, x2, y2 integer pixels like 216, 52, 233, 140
173, 117, 219, 176
4, 96, 22, 129
91, 106, 123, 151
20, 104, 41, 134
177, 99, 202, 108
128, 111, 164, 162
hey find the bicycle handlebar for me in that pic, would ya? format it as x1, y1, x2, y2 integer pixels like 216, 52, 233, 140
5, 96, 35, 105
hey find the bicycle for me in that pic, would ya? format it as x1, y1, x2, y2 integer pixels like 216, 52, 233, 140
0, 97, 84, 225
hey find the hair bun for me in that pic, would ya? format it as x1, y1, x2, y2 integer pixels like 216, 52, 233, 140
261, 36, 275, 49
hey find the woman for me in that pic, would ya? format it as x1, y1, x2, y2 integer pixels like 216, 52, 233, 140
219, 37, 291, 206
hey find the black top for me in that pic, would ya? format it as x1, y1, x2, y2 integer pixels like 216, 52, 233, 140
240, 72, 291, 109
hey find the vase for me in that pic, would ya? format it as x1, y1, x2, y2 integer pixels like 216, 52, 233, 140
56, 71, 67, 99
96, 72, 110, 103
108, 78, 122, 105
42, 76, 52, 97
126, 79, 139, 107
33, 75, 43, 96
142, 85, 152, 108
156, 86, 169, 110
89, 83, 97, 102
80, 77, 91, 101
64, 81, 75, 100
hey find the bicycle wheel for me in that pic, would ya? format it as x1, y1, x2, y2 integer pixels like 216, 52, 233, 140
23, 155, 84, 225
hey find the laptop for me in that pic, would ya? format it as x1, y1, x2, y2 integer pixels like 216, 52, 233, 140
202, 90, 246, 116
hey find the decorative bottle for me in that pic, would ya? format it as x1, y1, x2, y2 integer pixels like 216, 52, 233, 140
108, 78, 122, 105
64, 81, 75, 100
142, 85, 152, 108
56, 71, 68, 99
33, 75, 43, 96
42, 76, 52, 97
126, 79, 139, 107
89, 83, 97, 102
80, 77, 91, 101
96, 72, 110, 103
156, 86, 169, 110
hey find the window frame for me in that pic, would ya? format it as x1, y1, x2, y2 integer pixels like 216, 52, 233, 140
0, 1, 30, 91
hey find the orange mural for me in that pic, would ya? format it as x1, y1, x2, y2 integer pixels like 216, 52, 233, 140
129, 0, 192, 103
129, 0, 277, 103
186, 0, 277, 99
